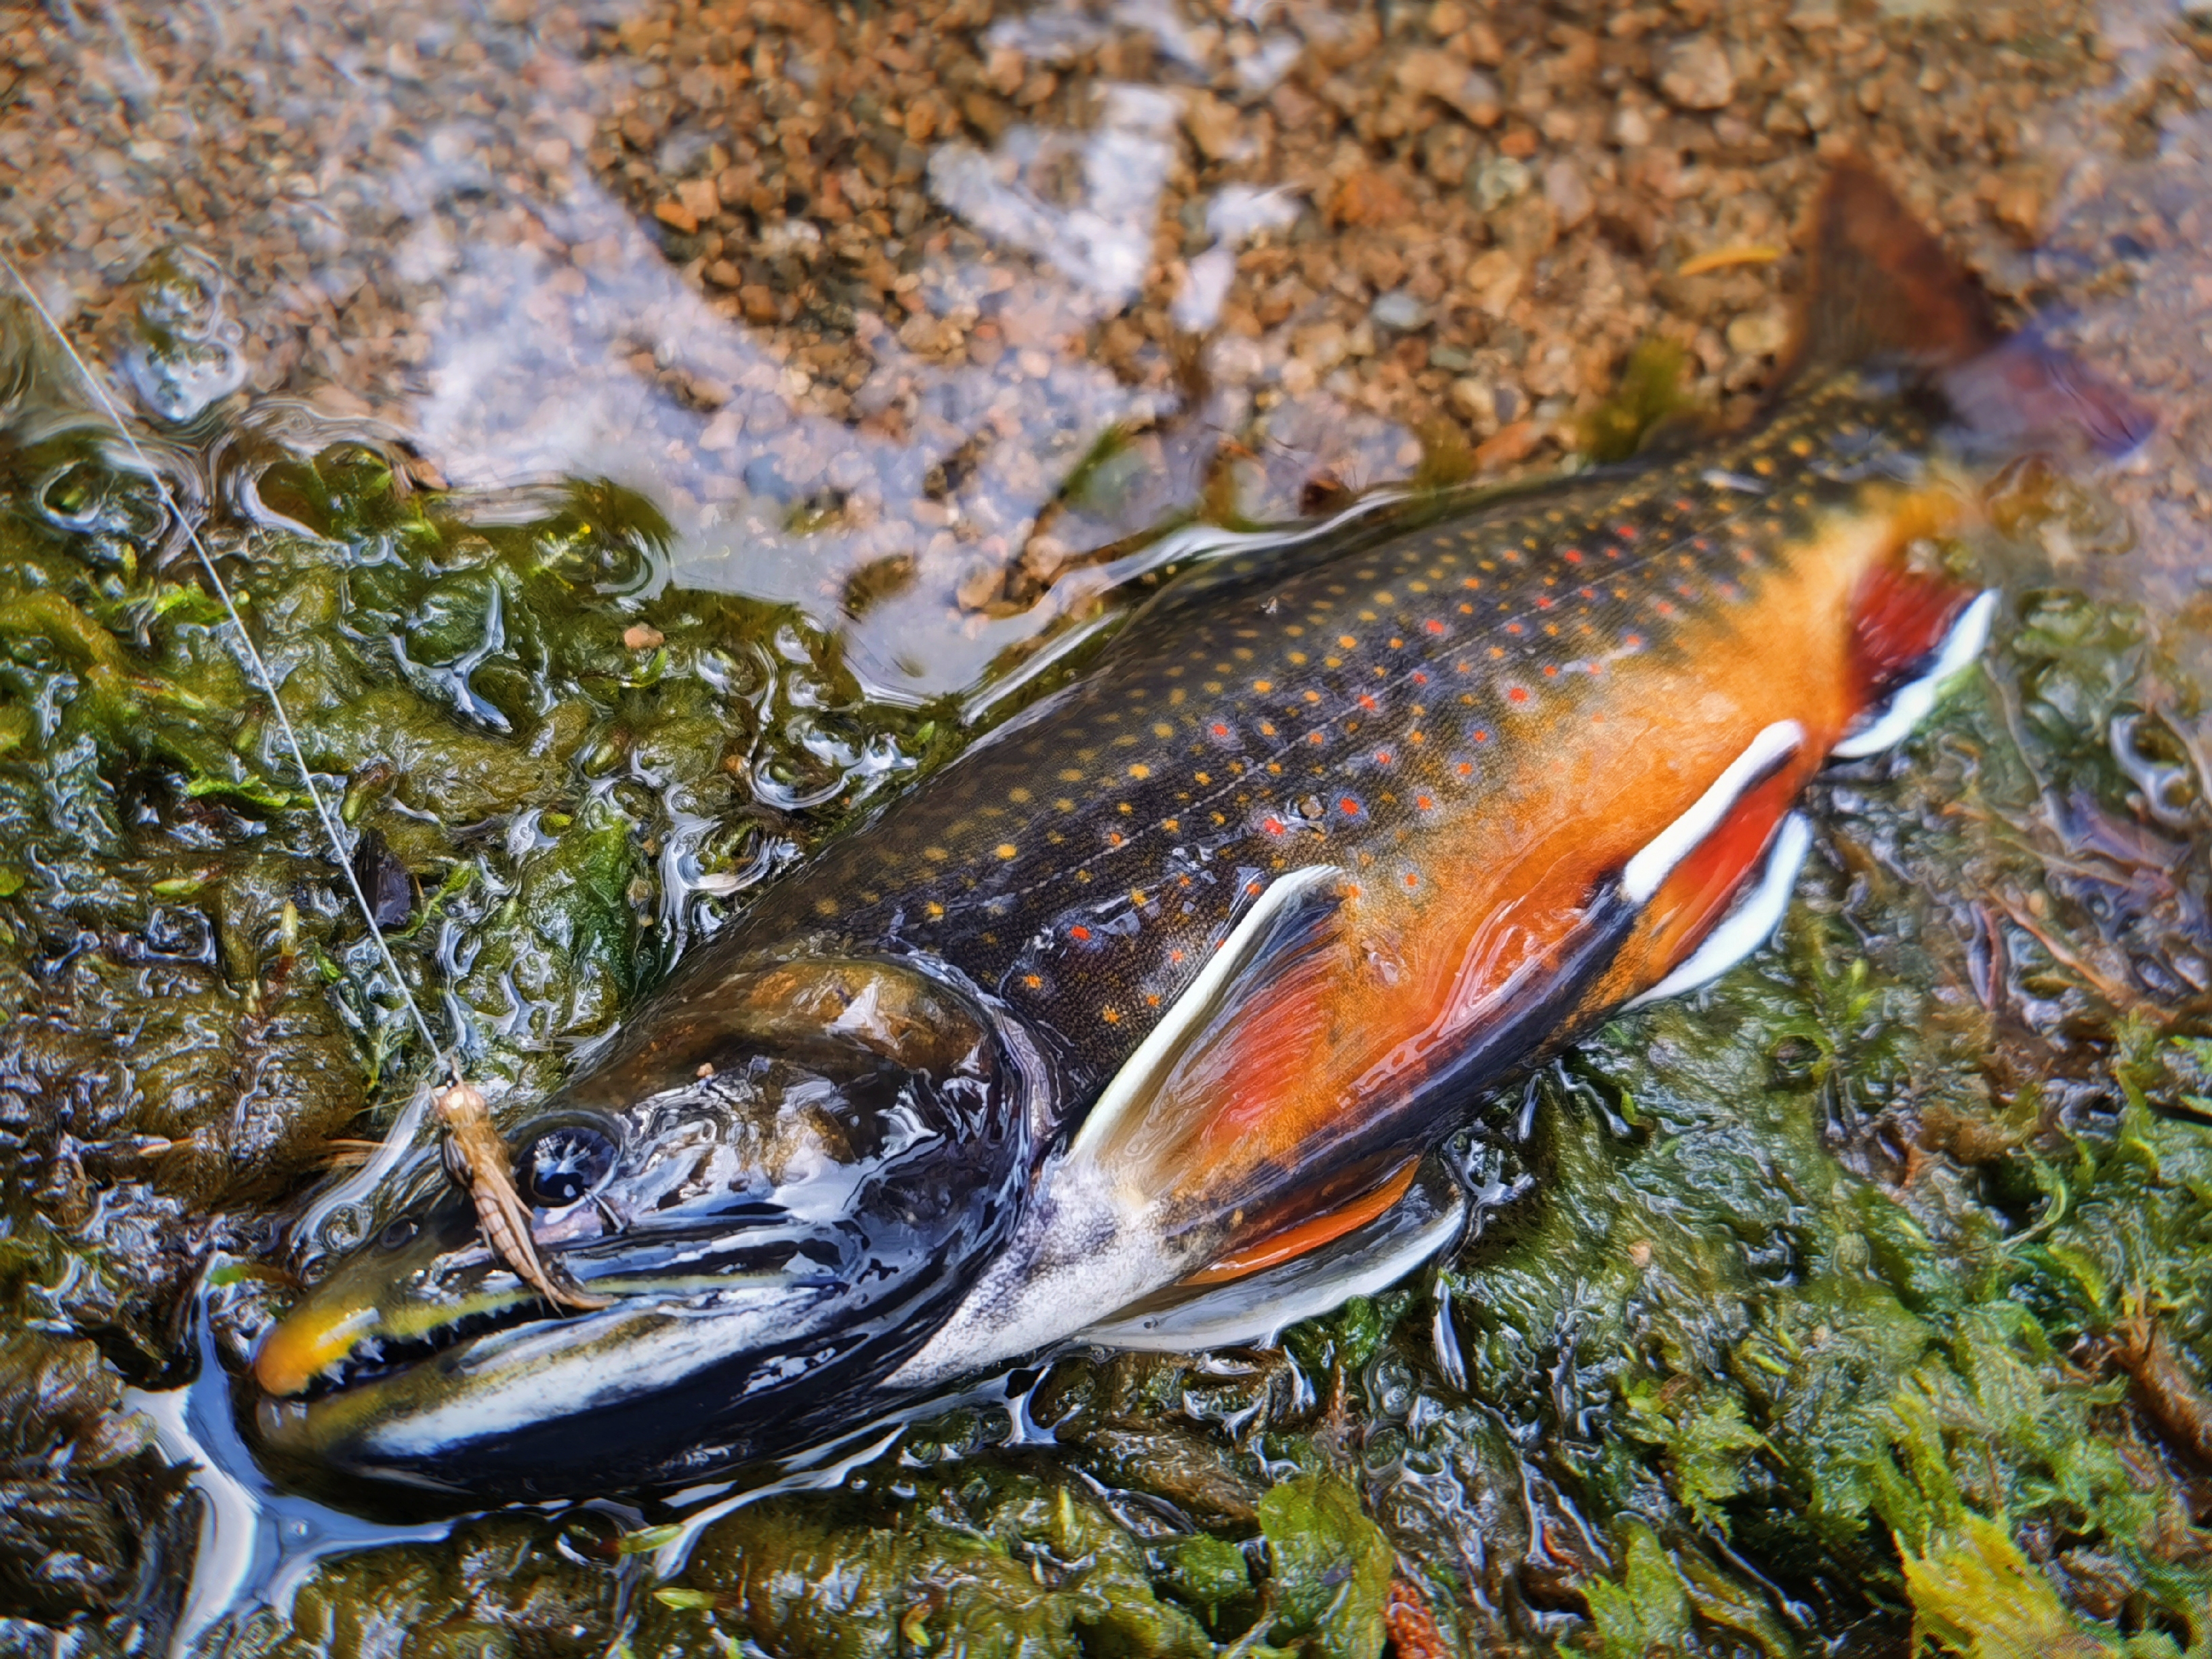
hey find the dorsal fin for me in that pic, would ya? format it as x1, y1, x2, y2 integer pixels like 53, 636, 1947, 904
1787, 157, 1998, 379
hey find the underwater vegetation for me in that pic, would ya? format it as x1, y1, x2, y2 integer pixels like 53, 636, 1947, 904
1, 291, 2211, 1659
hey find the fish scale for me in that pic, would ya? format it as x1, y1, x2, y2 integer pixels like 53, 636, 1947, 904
724, 378, 1938, 1089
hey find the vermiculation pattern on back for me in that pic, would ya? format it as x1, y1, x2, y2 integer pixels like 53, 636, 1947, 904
731, 374, 1936, 1084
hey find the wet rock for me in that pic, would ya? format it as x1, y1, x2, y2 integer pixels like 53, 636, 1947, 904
117, 247, 247, 424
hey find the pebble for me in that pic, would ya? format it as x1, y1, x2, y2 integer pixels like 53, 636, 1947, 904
1370, 290, 1431, 331
1658, 37, 1738, 111
1725, 310, 1790, 356
1471, 155, 1531, 213
1542, 162, 1594, 232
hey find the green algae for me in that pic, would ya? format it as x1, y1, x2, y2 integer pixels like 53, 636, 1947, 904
1, 314, 2211, 1659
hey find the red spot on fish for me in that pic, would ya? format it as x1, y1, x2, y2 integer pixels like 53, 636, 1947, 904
1563, 549, 1583, 564
1614, 523, 1638, 541
1675, 498, 1695, 513
1423, 618, 1445, 635
1536, 596, 1554, 610
1455, 761, 1475, 777
1374, 749, 1393, 765
1416, 794, 1434, 810
1263, 815, 1287, 836
1507, 686, 1530, 704
1340, 797, 1361, 815
1069, 925, 1092, 942
1358, 693, 1378, 710
1108, 832, 1125, 847
1656, 600, 1675, 617
1404, 872, 1420, 888
1624, 633, 1643, 649
1170, 948, 1186, 964
1246, 880, 1263, 895
1412, 671, 1429, 685
1580, 586, 1597, 600
1473, 729, 1491, 742
1543, 665, 1559, 678
1212, 722, 1231, 737
1506, 623, 1524, 636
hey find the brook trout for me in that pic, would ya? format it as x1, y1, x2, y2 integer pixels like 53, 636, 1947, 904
245, 163, 2146, 1500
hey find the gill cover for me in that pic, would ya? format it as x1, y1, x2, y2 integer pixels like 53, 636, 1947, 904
247, 956, 1032, 1499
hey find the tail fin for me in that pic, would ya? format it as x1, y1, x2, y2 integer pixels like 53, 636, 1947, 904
1787, 157, 2153, 459
1791, 158, 1999, 377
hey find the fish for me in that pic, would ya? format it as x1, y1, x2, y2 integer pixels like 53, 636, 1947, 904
242, 161, 2148, 1502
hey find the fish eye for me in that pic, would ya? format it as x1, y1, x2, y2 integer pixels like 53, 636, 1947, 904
377, 1215, 419, 1252
517, 1124, 617, 1210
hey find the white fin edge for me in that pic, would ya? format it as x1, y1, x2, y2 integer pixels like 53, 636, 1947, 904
1831, 588, 1997, 759
1621, 720, 1805, 904
1075, 1181, 1465, 1353
1067, 862, 1343, 1166
1625, 811, 1814, 1010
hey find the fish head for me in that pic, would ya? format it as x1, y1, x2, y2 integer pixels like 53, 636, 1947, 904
245, 954, 1036, 1500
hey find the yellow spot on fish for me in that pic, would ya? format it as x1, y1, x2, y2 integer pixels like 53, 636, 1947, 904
994, 843, 1019, 859
1129, 763, 1152, 779
926, 901, 945, 918
925, 846, 950, 861
1059, 769, 1084, 782
1008, 788, 1031, 804
1252, 680, 1273, 695
1152, 723, 1174, 739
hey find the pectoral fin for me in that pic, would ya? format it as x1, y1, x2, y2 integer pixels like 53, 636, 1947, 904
1078, 1159, 1465, 1353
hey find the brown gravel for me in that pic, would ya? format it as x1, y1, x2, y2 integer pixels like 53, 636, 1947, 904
1, 0, 2208, 694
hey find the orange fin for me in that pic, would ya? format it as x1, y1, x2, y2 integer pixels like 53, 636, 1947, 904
1851, 561, 1977, 698
1635, 765, 1799, 985
1181, 1158, 1420, 1287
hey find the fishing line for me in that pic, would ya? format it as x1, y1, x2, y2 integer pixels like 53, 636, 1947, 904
1, 254, 460, 1089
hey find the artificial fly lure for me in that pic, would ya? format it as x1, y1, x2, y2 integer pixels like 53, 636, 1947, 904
0, 259, 562, 1320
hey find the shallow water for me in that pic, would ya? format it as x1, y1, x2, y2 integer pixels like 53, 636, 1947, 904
3, 0, 2212, 1654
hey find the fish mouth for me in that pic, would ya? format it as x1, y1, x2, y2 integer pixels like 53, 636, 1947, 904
249, 1192, 832, 1428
